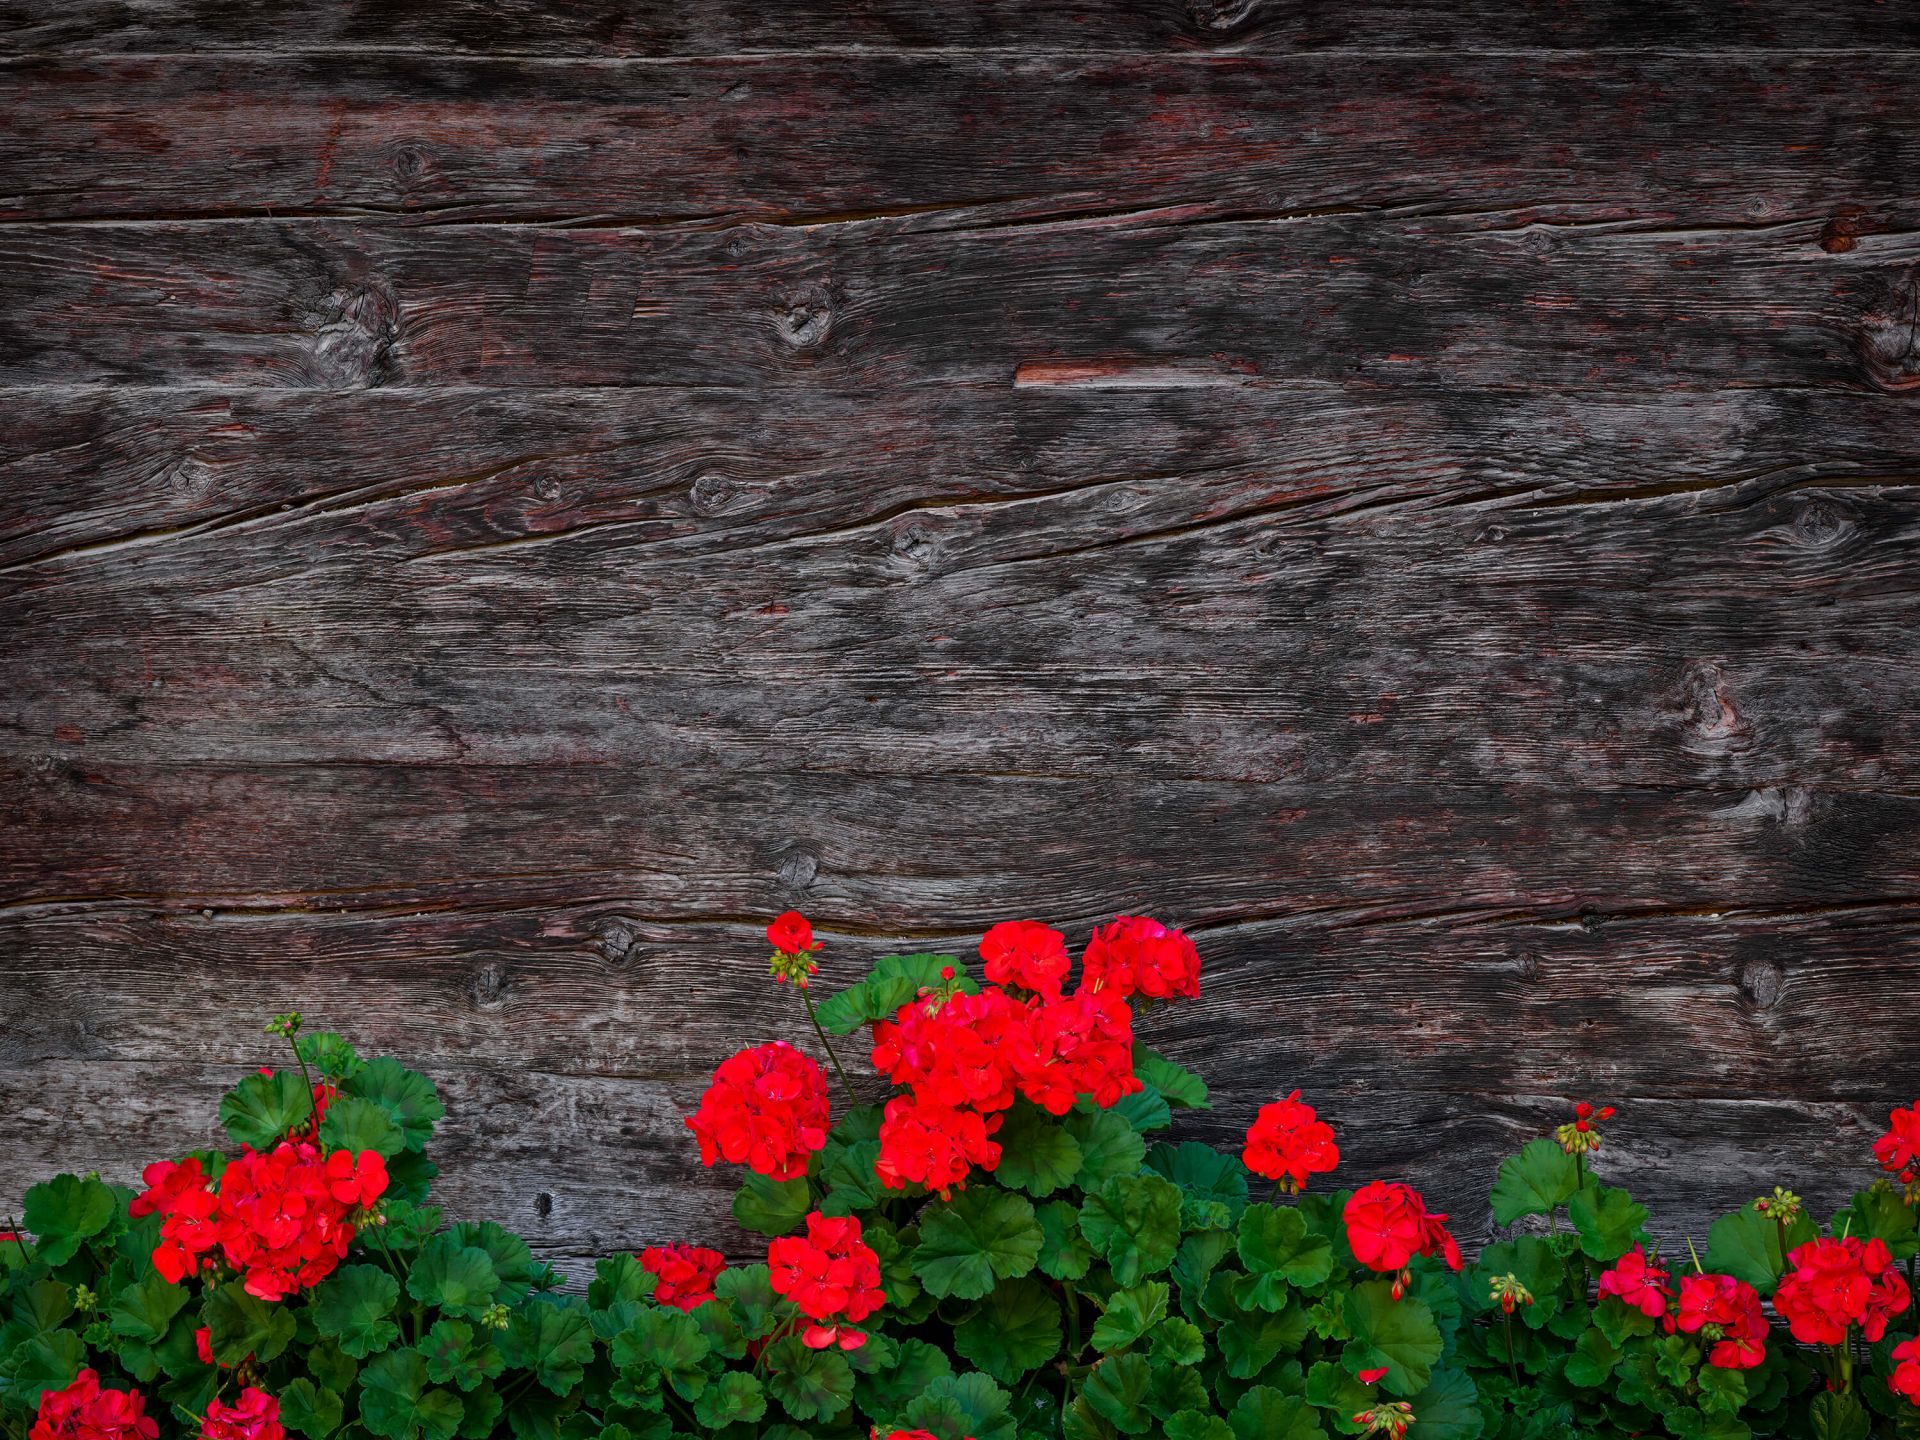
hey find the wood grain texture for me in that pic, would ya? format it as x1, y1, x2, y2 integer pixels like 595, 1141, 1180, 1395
3, 2, 1919, 1259
5, 55, 1920, 224
6, 0, 1918, 57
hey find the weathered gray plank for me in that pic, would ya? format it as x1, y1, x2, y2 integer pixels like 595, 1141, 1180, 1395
5, 0, 1917, 57
3, 55, 1919, 224
5, 216, 1919, 390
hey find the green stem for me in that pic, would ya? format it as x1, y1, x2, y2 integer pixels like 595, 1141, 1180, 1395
1063, 1282, 1083, 1361
1503, 1309, 1518, 1391
802, 991, 860, 1107
284, 1031, 319, 1134
4, 1215, 34, 1267
366, 1220, 410, 1290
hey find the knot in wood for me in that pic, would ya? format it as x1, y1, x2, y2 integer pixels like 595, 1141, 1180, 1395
1736, 954, 1785, 1011
776, 846, 819, 891
689, 473, 738, 517
471, 960, 510, 1010
595, 920, 636, 965
1672, 660, 1751, 755
163, 454, 218, 503
1184, 0, 1260, 33
388, 142, 434, 188
773, 290, 833, 350
1782, 493, 1857, 550
1858, 266, 1920, 392
304, 278, 402, 388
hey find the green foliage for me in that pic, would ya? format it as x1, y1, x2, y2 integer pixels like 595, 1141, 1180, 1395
1488, 1139, 1582, 1224
219, 1069, 316, 1148
914, 1188, 1044, 1300
21, 1175, 118, 1267
814, 953, 974, 1034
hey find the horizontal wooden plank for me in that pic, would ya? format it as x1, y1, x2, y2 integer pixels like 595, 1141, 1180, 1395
5, 0, 1917, 57
5, 765, 1919, 923
3, 55, 1919, 226
5, 215, 1919, 390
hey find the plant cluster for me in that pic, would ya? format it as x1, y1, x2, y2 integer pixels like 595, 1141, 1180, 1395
3, 918, 1919, 1440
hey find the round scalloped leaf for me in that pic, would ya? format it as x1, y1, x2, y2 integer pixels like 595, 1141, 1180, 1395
1146, 1142, 1249, 1221
497, 1300, 595, 1397
203, 1281, 297, 1366
1090, 1281, 1169, 1352
1227, 1385, 1324, 1440
1166, 1412, 1233, 1440
342, 1058, 445, 1153
953, 1277, 1062, 1383
992, 1107, 1084, 1198
1567, 1184, 1649, 1263
694, 1371, 768, 1429
1083, 1353, 1155, 1435
278, 1379, 345, 1439
734, 1174, 813, 1238
22, 1173, 119, 1266
422, 1319, 504, 1391
358, 1348, 464, 1440
219, 1071, 316, 1149
764, 1334, 855, 1423
914, 1188, 1043, 1300
856, 1336, 953, 1419
904, 1370, 1016, 1440
309, 1264, 402, 1359
409, 1240, 502, 1319
1488, 1139, 1582, 1225
1080, 1174, 1183, 1287
1343, 1280, 1443, 1397
318, 1096, 405, 1159
1068, 1109, 1149, 1186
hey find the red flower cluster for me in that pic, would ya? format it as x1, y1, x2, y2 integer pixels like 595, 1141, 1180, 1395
871, 977, 1140, 1194
1876, 1101, 1920, 1184
768, 912, 819, 957
133, 1142, 387, 1300
685, 1042, 831, 1182
1242, 1090, 1339, 1193
640, 1244, 725, 1311
1343, 1181, 1462, 1279
1596, 1245, 1672, 1318
1773, 1236, 1910, 1345
767, 1212, 885, 1350
1892, 1337, 1920, 1407
200, 1389, 285, 1440
29, 1370, 157, 1440
979, 920, 1071, 1000
1081, 915, 1201, 1002
1668, 1273, 1769, 1370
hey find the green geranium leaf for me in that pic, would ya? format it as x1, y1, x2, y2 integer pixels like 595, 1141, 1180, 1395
4, 1329, 84, 1399
318, 1096, 406, 1159
857, 1336, 952, 1418
343, 1058, 445, 1153
410, 1239, 503, 1318
815, 954, 972, 1034
993, 1107, 1084, 1198
1111, 1088, 1175, 1134
1344, 1280, 1443, 1396
715, 1264, 781, 1339
1834, 1184, 1919, 1261
914, 1188, 1043, 1300
359, 1348, 464, 1440
423, 1319, 504, 1391
1036, 1199, 1095, 1281
498, 1300, 595, 1396
295, 1031, 363, 1082
1406, 1368, 1483, 1440
1811, 1391, 1872, 1440
1705, 1205, 1792, 1295
108, 1272, 188, 1344
1133, 1047, 1208, 1109
1564, 1326, 1622, 1388
1567, 1185, 1648, 1263
953, 1277, 1062, 1383
1488, 1139, 1582, 1224
1228, 1385, 1325, 1440
1147, 1142, 1249, 1222
904, 1370, 1015, 1440
1152, 1316, 1206, 1367
763, 1333, 854, 1422
1167, 1412, 1234, 1440
310, 1264, 402, 1358
1475, 1237, 1566, 1330
1238, 1203, 1334, 1302
695, 1370, 768, 1428
587, 1254, 656, 1312
817, 1140, 889, 1217
307, 1336, 360, 1394
279, 1379, 345, 1438
1696, 1363, 1750, 1418
1091, 1281, 1169, 1351
1069, 1109, 1149, 1186
1150, 1360, 1210, 1418
219, 1070, 316, 1149
203, 1281, 297, 1365
1305, 1361, 1371, 1419
21, 1173, 118, 1266
1080, 1174, 1183, 1287
735, 1174, 813, 1238
1200, 1269, 1311, 1378
447, 1223, 536, 1299
1083, 1353, 1155, 1435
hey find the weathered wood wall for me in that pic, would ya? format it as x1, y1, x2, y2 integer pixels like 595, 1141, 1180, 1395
4, 1, 1920, 1274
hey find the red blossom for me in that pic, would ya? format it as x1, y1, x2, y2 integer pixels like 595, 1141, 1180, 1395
1668, 1273, 1769, 1370
872, 989, 1029, 1115
1242, 1090, 1340, 1193
1081, 916, 1201, 1003
1892, 1336, 1920, 1406
1343, 1181, 1462, 1275
324, 1150, 387, 1208
200, 1388, 284, 1440
640, 1244, 726, 1311
767, 912, 820, 956
1876, 1102, 1920, 1177
1596, 1245, 1672, 1319
1017, 989, 1142, 1115
768, 1212, 885, 1350
1357, 1367, 1389, 1384
29, 1370, 158, 1440
979, 920, 1072, 1000
1774, 1236, 1911, 1346
685, 1041, 831, 1181
875, 1094, 1003, 1196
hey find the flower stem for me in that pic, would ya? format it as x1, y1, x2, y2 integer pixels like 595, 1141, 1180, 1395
2, 1215, 32, 1267
283, 1030, 320, 1135
801, 991, 860, 1108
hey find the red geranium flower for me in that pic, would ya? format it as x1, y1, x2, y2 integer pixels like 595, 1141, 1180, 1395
979, 920, 1072, 1000
685, 1041, 831, 1181
1774, 1236, 1910, 1345
767, 912, 820, 956
1668, 1273, 1769, 1370
200, 1388, 285, 1440
768, 1212, 885, 1350
1343, 1181, 1462, 1275
640, 1244, 726, 1311
1876, 1102, 1920, 1176
875, 1093, 1004, 1196
872, 988, 1028, 1115
29, 1370, 158, 1440
1016, 989, 1142, 1115
1596, 1245, 1671, 1318
1242, 1090, 1339, 1193
1892, 1336, 1920, 1406
324, 1149, 388, 1208
1081, 915, 1201, 1002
